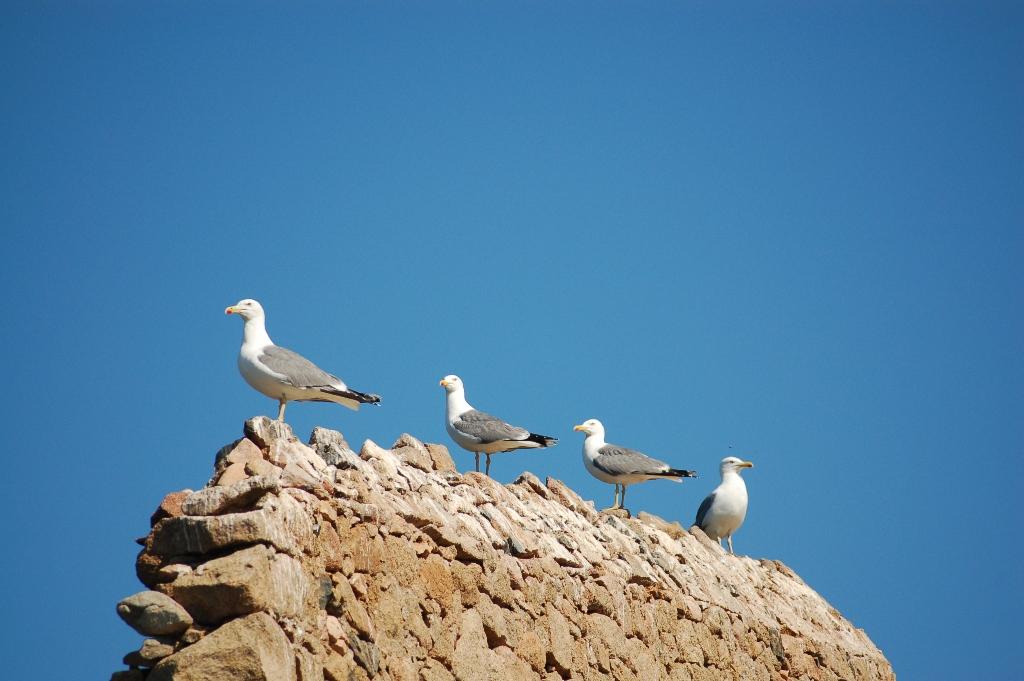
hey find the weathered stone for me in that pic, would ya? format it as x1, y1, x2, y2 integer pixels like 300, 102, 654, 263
148, 612, 295, 681
392, 433, 434, 471
269, 437, 325, 474
150, 490, 191, 527
426, 443, 457, 473
149, 492, 312, 557
512, 471, 550, 498
451, 609, 498, 681
350, 636, 380, 677
181, 475, 281, 516
119, 419, 896, 681
180, 625, 209, 645
116, 590, 193, 636
327, 573, 374, 638
122, 637, 175, 667
161, 544, 311, 624
245, 457, 278, 477
545, 604, 573, 674
212, 438, 265, 484
422, 522, 491, 562
156, 564, 192, 582
311, 426, 361, 468
216, 461, 250, 486
244, 416, 295, 449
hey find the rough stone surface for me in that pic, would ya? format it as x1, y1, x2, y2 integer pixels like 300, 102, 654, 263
181, 475, 281, 516
149, 491, 312, 557
147, 612, 295, 681
116, 590, 193, 636
160, 544, 312, 624
149, 490, 191, 527
310, 426, 361, 468
123, 637, 176, 667
115, 420, 895, 681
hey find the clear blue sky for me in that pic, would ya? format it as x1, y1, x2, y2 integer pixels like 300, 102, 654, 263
2, 3, 1020, 680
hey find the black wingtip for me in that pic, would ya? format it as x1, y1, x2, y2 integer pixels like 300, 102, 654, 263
668, 468, 698, 478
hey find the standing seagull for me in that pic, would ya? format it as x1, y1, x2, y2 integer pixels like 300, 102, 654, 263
440, 375, 557, 475
225, 299, 381, 421
573, 419, 697, 514
695, 456, 754, 554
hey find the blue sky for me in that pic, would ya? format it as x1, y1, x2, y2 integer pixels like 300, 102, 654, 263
1, 2, 1021, 679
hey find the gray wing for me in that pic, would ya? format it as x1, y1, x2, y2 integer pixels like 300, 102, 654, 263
593, 444, 671, 476
453, 409, 530, 443
259, 345, 342, 388
695, 492, 717, 528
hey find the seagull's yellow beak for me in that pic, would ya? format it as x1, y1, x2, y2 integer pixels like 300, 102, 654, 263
740, 460, 754, 468
573, 424, 586, 432
439, 379, 449, 387
225, 306, 237, 315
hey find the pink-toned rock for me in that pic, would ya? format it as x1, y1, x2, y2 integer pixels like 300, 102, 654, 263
149, 490, 191, 527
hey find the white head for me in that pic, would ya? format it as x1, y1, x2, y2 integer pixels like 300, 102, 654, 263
439, 375, 464, 394
224, 298, 265, 322
572, 418, 606, 439
720, 456, 754, 476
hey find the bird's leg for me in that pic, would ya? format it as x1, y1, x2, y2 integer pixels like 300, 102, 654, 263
610, 484, 619, 509
277, 400, 287, 422
485, 454, 492, 476
727, 536, 734, 554
620, 485, 629, 516
474, 453, 480, 473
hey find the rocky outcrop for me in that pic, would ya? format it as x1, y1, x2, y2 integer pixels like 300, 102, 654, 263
112, 417, 895, 681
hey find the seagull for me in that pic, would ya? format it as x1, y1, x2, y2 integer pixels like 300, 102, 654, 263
695, 456, 754, 554
225, 299, 381, 421
573, 418, 697, 514
439, 374, 557, 475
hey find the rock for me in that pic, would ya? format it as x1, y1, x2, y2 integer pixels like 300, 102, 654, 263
156, 564, 192, 582
545, 604, 573, 674
161, 544, 311, 624
391, 433, 434, 472
110, 671, 145, 681
244, 416, 295, 449
116, 590, 193, 636
117, 418, 896, 681
512, 471, 549, 498
310, 426, 361, 468
122, 637, 175, 667
148, 612, 296, 681
149, 490, 191, 527
426, 443, 457, 473
181, 475, 281, 516
211, 438, 264, 484
180, 625, 209, 645
149, 492, 312, 557
216, 461, 250, 486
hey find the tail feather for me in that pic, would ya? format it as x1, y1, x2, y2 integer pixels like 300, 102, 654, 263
526, 432, 558, 447
323, 387, 382, 405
